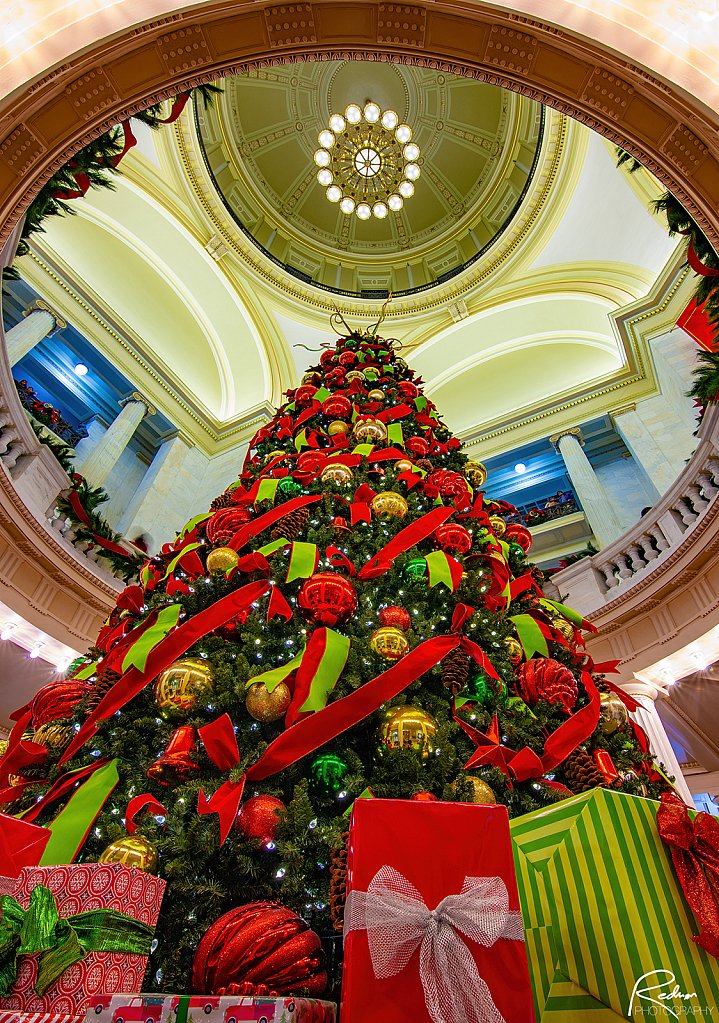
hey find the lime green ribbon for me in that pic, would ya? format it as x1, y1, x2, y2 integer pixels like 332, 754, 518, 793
0, 885, 153, 998
122, 604, 182, 673
510, 613, 549, 659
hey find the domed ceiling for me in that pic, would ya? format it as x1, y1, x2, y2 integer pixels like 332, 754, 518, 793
195, 61, 542, 297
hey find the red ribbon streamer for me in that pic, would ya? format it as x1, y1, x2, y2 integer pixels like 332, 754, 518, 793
126, 794, 167, 835
69, 490, 134, 558
358, 506, 454, 580
197, 714, 244, 843
228, 496, 323, 552
19, 760, 112, 822
0, 707, 45, 789
267, 585, 293, 622
688, 241, 719, 278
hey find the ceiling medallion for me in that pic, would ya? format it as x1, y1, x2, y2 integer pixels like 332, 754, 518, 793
313, 102, 421, 220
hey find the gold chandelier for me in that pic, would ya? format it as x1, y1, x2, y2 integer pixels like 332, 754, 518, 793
314, 103, 421, 220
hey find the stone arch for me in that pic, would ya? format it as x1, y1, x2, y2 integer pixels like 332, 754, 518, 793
0, 0, 718, 256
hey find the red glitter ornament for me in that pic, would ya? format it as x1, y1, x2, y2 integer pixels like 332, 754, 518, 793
324, 367, 346, 384
192, 902, 327, 996
235, 794, 285, 845
294, 385, 318, 406
505, 523, 532, 554
31, 677, 90, 729
398, 381, 419, 398
206, 507, 252, 545
339, 350, 357, 366
298, 573, 358, 626
439, 472, 470, 498
379, 606, 411, 632
516, 658, 579, 714
405, 436, 429, 457
322, 394, 352, 420
410, 791, 438, 801
435, 522, 473, 554
213, 612, 249, 640
320, 350, 335, 366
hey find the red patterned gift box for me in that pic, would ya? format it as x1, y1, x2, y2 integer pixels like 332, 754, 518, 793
340, 799, 534, 1023
0, 863, 165, 1018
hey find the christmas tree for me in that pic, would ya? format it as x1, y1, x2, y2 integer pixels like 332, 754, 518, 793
0, 317, 665, 999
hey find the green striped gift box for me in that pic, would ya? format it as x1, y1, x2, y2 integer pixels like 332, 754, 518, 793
510, 789, 719, 1020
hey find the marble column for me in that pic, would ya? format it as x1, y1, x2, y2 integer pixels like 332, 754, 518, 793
116, 433, 194, 550
78, 392, 155, 490
611, 403, 675, 497
5, 300, 66, 366
621, 680, 693, 804
550, 428, 623, 548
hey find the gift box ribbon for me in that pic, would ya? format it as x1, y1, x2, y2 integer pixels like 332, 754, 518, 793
0, 884, 154, 997
343, 865, 525, 1023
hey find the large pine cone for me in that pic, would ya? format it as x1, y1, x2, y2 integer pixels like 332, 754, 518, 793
271, 506, 310, 541
516, 657, 579, 713
85, 665, 121, 712
562, 748, 606, 792
330, 831, 350, 933
441, 648, 470, 694
206, 506, 252, 544
210, 491, 234, 511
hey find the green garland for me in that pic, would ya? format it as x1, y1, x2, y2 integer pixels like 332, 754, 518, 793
55, 478, 144, 584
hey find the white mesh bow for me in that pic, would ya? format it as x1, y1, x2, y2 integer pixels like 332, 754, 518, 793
344, 865, 525, 1023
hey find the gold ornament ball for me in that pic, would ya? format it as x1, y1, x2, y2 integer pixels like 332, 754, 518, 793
345, 369, 366, 383
265, 449, 286, 463
488, 515, 506, 536
154, 657, 214, 718
353, 418, 388, 444
328, 420, 350, 437
302, 371, 320, 385
600, 691, 630, 734
206, 547, 240, 575
371, 491, 408, 518
99, 834, 159, 873
33, 723, 72, 752
379, 705, 438, 758
0, 739, 7, 761
465, 461, 488, 488
320, 462, 354, 484
552, 617, 575, 643
367, 389, 385, 401
370, 626, 410, 661
245, 680, 292, 723
451, 776, 496, 804
394, 459, 413, 473
504, 636, 524, 665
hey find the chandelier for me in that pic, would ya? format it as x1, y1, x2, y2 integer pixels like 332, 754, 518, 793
313, 103, 421, 220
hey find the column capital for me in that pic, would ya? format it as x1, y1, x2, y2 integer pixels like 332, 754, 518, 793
119, 391, 156, 417
549, 427, 583, 451
23, 298, 66, 333
609, 403, 637, 427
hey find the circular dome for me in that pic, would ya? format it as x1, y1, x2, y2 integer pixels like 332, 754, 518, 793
195, 60, 543, 298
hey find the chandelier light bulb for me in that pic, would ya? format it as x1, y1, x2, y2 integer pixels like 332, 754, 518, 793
326, 185, 342, 202
405, 163, 421, 180
396, 124, 412, 143
364, 102, 380, 122
318, 130, 335, 148
403, 143, 420, 161
329, 114, 346, 132
373, 202, 388, 219
340, 197, 355, 214
345, 104, 362, 124
356, 203, 372, 220
399, 180, 415, 197
382, 109, 398, 130
314, 149, 331, 167
317, 168, 333, 186
388, 194, 403, 211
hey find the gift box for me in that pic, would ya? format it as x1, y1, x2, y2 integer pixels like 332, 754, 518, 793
340, 799, 534, 1023
0, 863, 165, 1018
510, 788, 719, 1020
84, 993, 337, 1023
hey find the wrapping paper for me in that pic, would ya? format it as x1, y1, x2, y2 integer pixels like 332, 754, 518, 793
0, 864, 165, 1017
340, 798, 533, 1022
83, 993, 336, 1023
510, 789, 719, 1020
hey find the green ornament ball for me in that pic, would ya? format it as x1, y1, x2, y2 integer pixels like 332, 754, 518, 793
309, 751, 350, 799
466, 673, 508, 707
508, 543, 525, 558
277, 477, 302, 497
403, 558, 428, 584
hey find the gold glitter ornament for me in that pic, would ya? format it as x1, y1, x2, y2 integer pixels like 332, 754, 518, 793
465, 462, 487, 487
320, 462, 354, 484
504, 636, 524, 665
369, 626, 410, 661
206, 547, 240, 575
154, 657, 214, 718
394, 459, 413, 472
552, 617, 575, 643
370, 491, 408, 518
345, 370, 366, 383
451, 776, 496, 804
32, 723, 72, 752
99, 834, 159, 873
265, 450, 286, 463
328, 420, 350, 436
379, 705, 438, 758
488, 516, 506, 536
367, 389, 385, 401
353, 418, 388, 444
245, 680, 292, 722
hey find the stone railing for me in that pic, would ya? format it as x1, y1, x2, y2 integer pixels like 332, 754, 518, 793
548, 405, 719, 617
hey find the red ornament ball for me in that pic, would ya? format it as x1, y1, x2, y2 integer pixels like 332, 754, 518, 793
235, 795, 285, 845
192, 902, 327, 996
439, 471, 470, 498
339, 350, 357, 366
320, 350, 335, 366
298, 573, 358, 626
517, 658, 579, 714
398, 381, 419, 398
322, 394, 352, 420
410, 791, 438, 801
406, 436, 429, 458
206, 507, 252, 544
505, 523, 532, 554
31, 678, 90, 729
324, 367, 346, 384
294, 385, 317, 406
435, 522, 473, 554
379, 606, 411, 632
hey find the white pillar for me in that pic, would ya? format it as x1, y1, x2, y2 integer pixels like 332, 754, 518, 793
550, 428, 623, 548
621, 680, 693, 805
117, 433, 194, 551
611, 404, 675, 497
78, 392, 155, 490
5, 300, 66, 366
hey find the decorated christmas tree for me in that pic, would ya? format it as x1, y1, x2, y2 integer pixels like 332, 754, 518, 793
0, 314, 666, 1000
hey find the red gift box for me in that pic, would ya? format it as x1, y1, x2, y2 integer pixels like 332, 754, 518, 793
341, 799, 534, 1023
0, 863, 165, 1018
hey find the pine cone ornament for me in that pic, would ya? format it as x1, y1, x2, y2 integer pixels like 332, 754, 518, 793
85, 665, 121, 712
562, 748, 606, 792
330, 831, 349, 933
271, 505, 310, 541
441, 648, 470, 694
516, 657, 579, 713
415, 459, 433, 472
210, 491, 234, 511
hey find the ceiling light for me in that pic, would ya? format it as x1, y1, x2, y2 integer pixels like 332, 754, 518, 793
396, 124, 412, 143
662, 669, 675, 686
399, 180, 414, 197
55, 658, 72, 673
330, 114, 346, 132
382, 109, 398, 129
388, 194, 403, 211
364, 102, 380, 122
405, 163, 421, 180
317, 169, 333, 186
30, 642, 44, 659
403, 143, 420, 161
344, 105, 361, 124
318, 130, 335, 148
314, 149, 330, 167
0, 623, 16, 640
356, 203, 371, 220
373, 202, 388, 219
515, 463, 527, 474
74, 363, 88, 376
340, 198, 355, 214
691, 651, 708, 670
326, 185, 342, 202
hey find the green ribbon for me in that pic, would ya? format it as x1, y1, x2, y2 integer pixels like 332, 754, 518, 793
294, 429, 309, 451
425, 551, 455, 590
72, 660, 97, 681
387, 423, 404, 446
40, 760, 120, 866
257, 538, 291, 556
0, 884, 153, 998
286, 541, 318, 583
414, 395, 428, 411
256, 478, 279, 504
154, 543, 202, 587
539, 598, 584, 626
177, 512, 212, 540
314, 386, 331, 402
298, 629, 350, 713
510, 613, 549, 659
122, 605, 182, 674
352, 443, 374, 456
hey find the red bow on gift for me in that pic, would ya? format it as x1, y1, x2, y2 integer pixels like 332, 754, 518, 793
657, 792, 719, 959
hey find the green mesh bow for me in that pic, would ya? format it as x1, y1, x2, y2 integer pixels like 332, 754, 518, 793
0, 884, 154, 996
